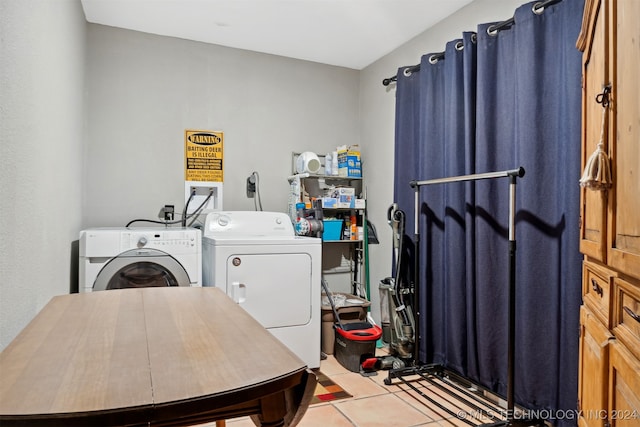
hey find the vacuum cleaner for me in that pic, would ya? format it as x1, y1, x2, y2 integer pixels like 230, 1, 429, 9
360, 204, 416, 375
380, 204, 416, 361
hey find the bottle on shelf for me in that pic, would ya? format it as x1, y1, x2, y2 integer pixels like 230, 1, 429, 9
343, 215, 351, 240
350, 214, 357, 240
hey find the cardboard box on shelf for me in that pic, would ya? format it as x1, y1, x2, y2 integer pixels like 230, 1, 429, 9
337, 145, 361, 178
337, 195, 354, 208
321, 198, 338, 208
329, 187, 356, 208
335, 187, 355, 196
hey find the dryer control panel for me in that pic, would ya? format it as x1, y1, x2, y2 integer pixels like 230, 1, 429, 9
204, 211, 294, 238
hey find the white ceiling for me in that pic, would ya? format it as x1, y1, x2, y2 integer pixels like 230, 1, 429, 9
81, 0, 474, 70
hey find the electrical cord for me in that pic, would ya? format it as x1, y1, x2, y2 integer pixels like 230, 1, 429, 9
125, 218, 183, 227
187, 190, 214, 227
182, 189, 196, 226
125, 189, 214, 228
252, 171, 263, 211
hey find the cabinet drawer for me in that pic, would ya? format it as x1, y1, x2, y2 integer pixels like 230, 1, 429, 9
583, 261, 615, 328
613, 277, 640, 361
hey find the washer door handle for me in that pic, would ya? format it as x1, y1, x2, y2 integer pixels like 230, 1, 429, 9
231, 282, 246, 304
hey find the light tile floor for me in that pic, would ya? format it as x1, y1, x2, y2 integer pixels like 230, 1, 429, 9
203, 347, 496, 427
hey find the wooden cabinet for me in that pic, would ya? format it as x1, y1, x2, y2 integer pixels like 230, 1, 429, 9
577, 1, 640, 426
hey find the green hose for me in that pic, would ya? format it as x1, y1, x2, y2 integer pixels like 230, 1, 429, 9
364, 213, 370, 301
363, 194, 384, 347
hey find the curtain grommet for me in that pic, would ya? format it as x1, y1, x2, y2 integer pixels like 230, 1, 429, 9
532, 2, 545, 15
455, 41, 464, 51
403, 68, 412, 77
487, 25, 498, 36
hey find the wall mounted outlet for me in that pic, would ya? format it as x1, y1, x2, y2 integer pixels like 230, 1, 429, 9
184, 181, 223, 215
246, 174, 256, 198
158, 205, 175, 221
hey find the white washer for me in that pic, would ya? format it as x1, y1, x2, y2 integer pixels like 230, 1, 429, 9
202, 211, 321, 369
79, 227, 201, 293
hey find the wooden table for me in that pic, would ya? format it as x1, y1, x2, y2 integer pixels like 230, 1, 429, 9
0, 287, 316, 426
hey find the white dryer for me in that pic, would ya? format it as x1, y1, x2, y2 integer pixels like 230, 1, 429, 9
79, 227, 201, 293
202, 211, 321, 369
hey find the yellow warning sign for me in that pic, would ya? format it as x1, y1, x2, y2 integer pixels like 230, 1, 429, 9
185, 130, 223, 182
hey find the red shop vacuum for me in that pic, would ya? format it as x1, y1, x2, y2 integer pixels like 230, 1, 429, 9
321, 278, 382, 372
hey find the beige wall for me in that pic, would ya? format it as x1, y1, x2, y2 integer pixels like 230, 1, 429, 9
84, 25, 360, 228
0, 0, 86, 349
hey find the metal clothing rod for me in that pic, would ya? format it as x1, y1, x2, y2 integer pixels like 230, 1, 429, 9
410, 167, 524, 188
410, 166, 527, 425
381, 0, 564, 86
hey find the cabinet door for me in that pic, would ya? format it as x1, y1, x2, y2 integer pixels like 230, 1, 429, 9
607, 0, 640, 280
579, 306, 614, 427
608, 341, 640, 426
578, 0, 609, 261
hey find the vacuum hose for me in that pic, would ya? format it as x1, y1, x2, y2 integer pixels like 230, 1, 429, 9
387, 205, 412, 328
394, 210, 412, 328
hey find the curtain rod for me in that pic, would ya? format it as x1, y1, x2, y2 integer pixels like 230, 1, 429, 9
381, 0, 563, 86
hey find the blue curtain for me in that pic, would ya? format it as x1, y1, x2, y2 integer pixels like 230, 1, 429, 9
392, 1, 584, 425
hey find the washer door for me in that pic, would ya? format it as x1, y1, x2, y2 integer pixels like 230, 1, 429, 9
93, 249, 190, 291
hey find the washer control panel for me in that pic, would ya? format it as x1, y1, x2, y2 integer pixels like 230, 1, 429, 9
122, 230, 197, 251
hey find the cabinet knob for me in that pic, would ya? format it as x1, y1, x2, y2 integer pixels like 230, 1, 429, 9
590, 278, 603, 297
623, 306, 640, 324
